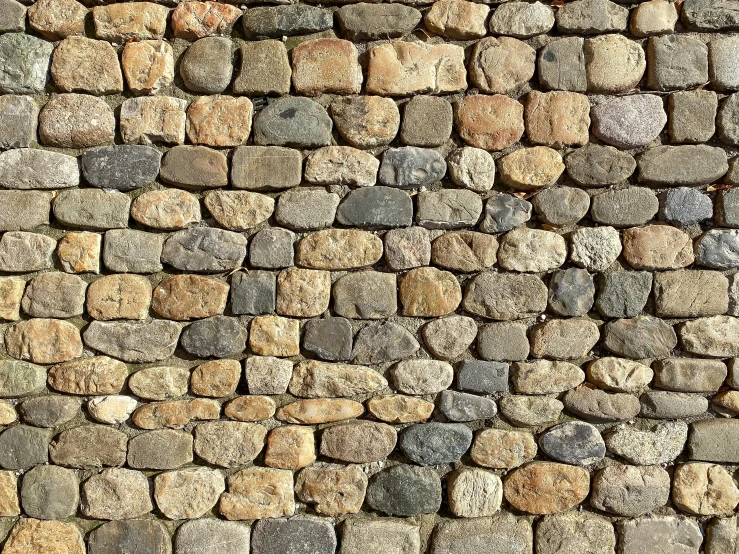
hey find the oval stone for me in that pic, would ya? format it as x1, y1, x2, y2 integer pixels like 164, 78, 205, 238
504, 462, 590, 514
0, 149, 79, 190
564, 387, 641, 422
366, 465, 442, 517
591, 94, 667, 148
539, 421, 605, 466
288, 361, 387, 398
296, 229, 383, 270
48, 356, 128, 396
399, 422, 472, 466
276, 399, 364, 424
320, 421, 397, 463
513, 361, 585, 395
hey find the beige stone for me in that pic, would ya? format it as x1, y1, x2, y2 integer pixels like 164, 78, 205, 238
121, 40, 174, 95
431, 231, 498, 272
630, 0, 678, 37
448, 468, 503, 518
714, 390, 739, 414
131, 189, 201, 230
234, 40, 291, 96
296, 464, 368, 516
304, 146, 379, 187
0, 401, 16, 426
249, 315, 300, 357
330, 95, 400, 149
367, 395, 435, 423
172, 1, 242, 40
57, 232, 101, 273
680, 316, 739, 358
86, 274, 152, 321
504, 462, 590, 514
39, 94, 115, 148
463, 272, 548, 320
88, 395, 137, 425
0, 471, 19, 516
585, 34, 646, 93
191, 359, 241, 398
292, 38, 363, 96
276, 267, 331, 318
470, 37, 536, 94
81, 468, 153, 520
654, 270, 729, 317
28, 0, 87, 40
296, 229, 383, 270
320, 421, 397, 463
194, 421, 267, 467
498, 227, 567, 272
132, 398, 220, 429
204, 190, 273, 232
120, 96, 188, 145
264, 425, 316, 469
5, 318, 82, 364
51, 37, 123, 95
622, 225, 694, 270
530, 319, 601, 360
399, 266, 462, 317
93, 2, 169, 42
152, 274, 228, 321
128, 366, 190, 400
277, 399, 364, 424
471, 428, 537, 469
455, 94, 525, 150
513, 360, 586, 394
525, 91, 591, 147
48, 356, 127, 396
155, 468, 225, 520
587, 357, 654, 393
186, 96, 253, 147
244, 356, 293, 395
225, 396, 276, 421
0, 276, 24, 321
425, 0, 489, 39
288, 360, 387, 398
673, 463, 739, 516
220, 468, 294, 520
499, 146, 565, 190
3, 519, 85, 554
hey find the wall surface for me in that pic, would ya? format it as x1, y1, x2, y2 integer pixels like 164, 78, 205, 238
0, 0, 739, 552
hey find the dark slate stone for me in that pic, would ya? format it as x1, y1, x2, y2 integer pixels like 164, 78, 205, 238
231, 271, 276, 316
336, 187, 414, 229
438, 390, 497, 422
457, 360, 509, 394
242, 5, 333, 39
303, 317, 353, 361
19, 395, 80, 428
661, 187, 713, 225
251, 518, 336, 554
352, 321, 420, 364
88, 520, 172, 554
399, 422, 473, 465
21, 465, 79, 520
539, 421, 606, 466
695, 229, 739, 269
378, 146, 446, 189
479, 193, 532, 233
254, 97, 333, 148
81, 145, 162, 191
548, 268, 595, 317
249, 228, 294, 269
161, 227, 247, 272
366, 464, 442, 516
0, 424, 50, 469
595, 271, 653, 318
180, 316, 247, 358
337, 4, 421, 40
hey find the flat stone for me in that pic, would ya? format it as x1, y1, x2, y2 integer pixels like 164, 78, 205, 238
301, 318, 351, 361
0, 34, 53, 94
21, 272, 86, 318
470, 37, 536, 94
249, 315, 299, 357
120, 96, 188, 145
186, 96, 253, 148
366, 395, 434, 424
0, 425, 49, 469
292, 38, 362, 96
596, 271, 652, 318
556, 0, 628, 33
0, 95, 37, 150
499, 146, 565, 190
458, 360, 509, 393
682, 0, 739, 30
352, 321, 419, 364
295, 463, 367, 516
538, 36, 587, 92
654, 270, 728, 317
48, 356, 127, 396
296, 230, 382, 271
337, 187, 413, 230
621, 225, 693, 270
3, 519, 85, 554
244, 4, 332, 38
225, 395, 276, 422
631, 0, 678, 36
87, 274, 152, 321
289, 360, 386, 398
88, 520, 171, 554
220, 467, 294, 520
53, 189, 130, 231
172, 1, 241, 40
673, 462, 739, 516
49, 424, 127, 468
499, 395, 563, 427
513, 360, 585, 394
264, 425, 315, 470
160, 145, 228, 190
0, 360, 46, 397
276, 189, 339, 231
471, 428, 536, 469
276, 398, 361, 424
341, 519, 420, 554
587, 357, 653, 394
205, 190, 273, 231
383, 227, 430, 270
439, 390, 497, 422
454, 94, 524, 150
431, 515, 533, 554
605, 421, 688, 465
304, 146, 378, 187
0, 276, 23, 321
565, 144, 636, 187
592, 94, 666, 148
0, 232, 55, 272
154, 468, 224, 520
51, 37, 122, 95
548, 268, 595, 316
680, 315, 739, 357
689, 419, 739, 462
82, 146, 161, 192
83, 320, 181, 363
564, 387, 641, 422
21, 465, 78, 520
6, 318, 82, 364
81, 468, 152, 520
130, 189, 201, 230
366, 465, 441, 516
416, 189, 483, 229
533, 187, 589, 226
88, 395, 137, 425
425, 0, 488, 39
590, 186, 659, 228
591, 464, 670, 516
233, 39, 289, 96
603, 316, 677, 359
92, 2, 168, 41
127, 429, 193, 470
447, 469, 502, 518
400, 95, 453, 147
378, 146, 446, 189
230, 271, 275, 316
0, 0, 24, 32
640, 391, 709, 419
648, 35, 708, 91
192, 420, 265, 467
463, 272, 547, 320
504, 462, 589, 514
175, 520, 250, 554
244, 356, 292, 395
536, 513, 616, 554
39, 93, 115, 148
639, 145, 729, 186
529, 319, 600, 359
422, 315, 477, 359
180, 315, 246, 358
321, 421, 396, 463
333, 271, 396, 319
479, 194, 531, 234
27, 0, 86, 40
0, 148, 78, 191
249, 229, 294, 269
540, 421, 605, 465
251, 519, 335, 554
103, 229, 164, 273
254, 96, 332, 147
189, 359, 241, 398
399, 422, 471, 465
19, 395, 78, 427
489, 0, 554, 37
524, 91, 590, 148
584, 34, 646, 93
392, 359, 453, 394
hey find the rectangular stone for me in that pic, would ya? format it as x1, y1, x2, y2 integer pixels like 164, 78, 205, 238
653, 270, 729, 317
431, 515, 533, 554
689, 419, 739, 462
231, 146, 303, 191
457, 361, 509, 394
231, 271, 276, 316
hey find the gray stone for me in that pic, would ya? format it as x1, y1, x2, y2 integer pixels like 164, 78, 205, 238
243, 5, 333, 38
232, 146, 302, 191
564, 388, 641, 423
538, 37, 587, 92
0, 191, 51, 231
719, 93, 739, 146
0, 361, 46, 398
49, 424, 127, 468
532, 187, 589, 226
88, 520, 172, 554
596, 271, 652, 318
603, 316, 677, 358
591, 94, 667, 148
421, 315, 477, 360
251, 519, 335, 554
401, 96, 452, 147
336, 187, 413, 229
303, 318, 353, 361
605, 421, 688, 465
160, 145, 228, 189
275, 189, 339, 231
591, 464, 670, 517
341, 519, 420, 554
21, 464, 79, 520
706, 515, 739, 554
19, 395, 79, 428
0, 33, 53, 93
366, 465, 442, 516
234, 40, 290, 97
718, 188, 739, 227
565, 144, 636, 187
103, 229, 164, 274
539, 421, 605, 466
231, 271, 276, 316
379, 147, 447, 189
176, 520, 250, 554
0, 0, 26, 32
479, 194, 532, 234
181, 316, 247, 358
399, 423, 472, 465
457, 360, 509, 394
488, 1, 555, 37
53, 189, 130, 230
392, 360, 453, 395
338, 4, 420, 40
548, 268, 595, 317
333, 271, 397, 319
654, 357, 727, 392
710, 35, 739, 90
556, 0, 629, 34
416, 189, 482, 229
640, 391, 709, 419
22, 272, 86, 318
499, 395, 563, 427
536, 512, 615, 554
682, 0, 739, 31
352, 321, 420, 364
447, 147, 496, 192
254, 97, 332, 148
84, 320, 182, 363
127, 429, 194, 470
162, 227, 247, 272
439, 390, 497, 422
689, 419, 739, 462
0, 425, 49, 469
591, 187, 659, 227
180, 37, 233, 94
618, 517, 701, 554
464, 272, 547, 320
0, 148, 79, 190
431, 515, 533, 554
669, 89, 718, 143
0, 231, 55, 272
0, 95, 37, 149
384, 227, 430, 270
82, 146, 161, 191
648, 35, 708, 91
249, 228, 294, 269
696, 229, 739, 269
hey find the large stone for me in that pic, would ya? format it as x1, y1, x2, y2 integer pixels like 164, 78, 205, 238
488, 0, 555, 37
673, 462, 739, 516
556, 0, 628, 33
422, 315, 477, 359
498, 147, 565, 190
337, 187, 413, 229
6, 318, 82, 364
603, 316, 677, 359
606, 421, 688, 465
86, 274, 152, 321
430, 515, 532, 554
696, 229, 739, 269
392, 359, 453, 395
233, 39, 289, 96
379, 146, 446, 189
640, 391, 709, 419
648, 35, 708, 91
264, 425, 315, 470
21, 272, 86, 318
88, 395, 137, 425
128, 366, 189, 401
333, 271, 396, 319
254, 96, 332, 148
175, 520, 250, 554
524, 91, 590, 147
366, 465, 441, 517
469, 37, 536, 94
447, 147, 496, 192
0, 34, 53, 94
399, 422, 472, 466
305, 146, 378, 187
416, 189, 482, 229
499, 395, 564, 427
539, 421, 605, 466
321, 421, 397, 463
341, 519, 420, 554
27, 0, 86, 40
92, 2, 168, 41
130, 190, 200, 230
180, 315, 246, 358
172, 1, 242, 39
160, 145, 228, 190
638, 145, 728, 186
538, 36, 587, 91
251, 519, 336, 554
498, 227, 566, 272
220, 468, 294, 520
463, 272, 547, 320
186, 96, 253, 147
21, 465, 78, 520
48, 356, 127, 396
439, 390, 497, 422
654, 270, 728, 317
0, 425, 50, 469
244, 4, 332, 38
0, 95, 38, 150
0, 360, 46, 398
0, 231, 55, 272
82, 146, 161, 191
289, 361, 386, 398
454, 94, 524, 151
39, 93, 115, 148
331, 95, 400, 149
584, 34, 646, 93
631, 0, 678, 36
536, 513, 616, 554
83, 320, 181, 363
49, 424, 127, 468
276, 189, 339, 231
479, 194, 532, 233
292, 38, 362, 96
587, 357, 653, 394
81, 468, 152, 520
669, 89, 717, 144
504, 462, 590, 514
296, 464, 367, 516
0, 148, 78, 190
88, 520, 172, 554
548, 268, 595, 316
19, 395, 78, 428
564, 387, 641, 422
591, 464, 670, 517
400, 95, 453, 147
103, 229, 164, 274
366, 395, 434, 424
513, 360, 585, 394
120, 96, 188, 145
458, 360, 509, 393
127, 429, 193, 470
425, 0, 487, 39
249, 315, 299, 357
447, 469, 502, 518
3, 519, 85, 554
51, 37, 123, 95
154, 468, 225, 520
689, 419, 739, 462
592, 94, 666, 148
618, 517, 702, 554
162, 227, 246, 272
565, 144, 635, 187
399, 267, 461, 317
471, 429, 537, 469
53, 189, 130, 231
680, 315, 739, 357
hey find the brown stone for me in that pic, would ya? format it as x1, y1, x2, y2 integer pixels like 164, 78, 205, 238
86, 274, 152, 321
191, 359, 241, 398
48, 356, 127, 396
172, 1, 242, 40
51, 37, 123, 95
234, 40, 291, 96
622, 225, 694, 270
3, 519, 85, 554
120, 96, 188, 145
276, 267, 331, 317
151, 274, 228, 321
455, 94, 525, 150
296, 229, 383, 270
39, 94, 115, 148
296, 463, 368, 515
160, 145, 228, 189
93, 2, 169, 42
0, 276, 24, 321
21, 272, 86, 319
399, 267, 461, 317
471, 428, 537, 469
288, 360, 387, 398
264, 425, 316, 469
249, 315, 299, 357
425, 0, 489, 39
121, 40, 174, 95
525, 91, 591, 148
186, 95, 253, 147
154, 468, 225, 520
57, 232, 101, 274
128, 366, 190, 400
673, 463, 739, 516
499, 146, 565, 190
504, 462, 590, 514
277, 399, 364, 424
366, 394, 435, 423
194, 421, 266, 467
330, 95, 400, 149
587, 357, 654, 394
529, 319, 600, 360
49, 425, 128, 468
220, 468, 295, 520
132, 398, 220, 429
470, 37, 536, 94
28, 0, 87, 40
292, 38, 363, 96
224, 396, 276, 421
131, 189, 202, 230
431, 232, 498, 272
5, 318, 82, 364
320, 421, 397, 463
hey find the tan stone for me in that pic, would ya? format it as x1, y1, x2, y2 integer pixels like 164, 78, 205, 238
48, 356, 128, 396
630, 0, 678, 37
234, 40, 291, 96
448, 468, 503, 518
499, 146, 565, 190
57, 232, 101, 274
504, 462, 590, 514
455, 94, 525, 151
186, 96, 253, 147
471, 428, 538, 469
194, 421, 266, 467
622, 225, 694, 270
673, 463, 739, 516
276, 267, 330, 318
296, 229, 383, 270
587, 357, 654, 394
191, 359, 241, 398
3, 519, 85, 554
220, 468, 295, 520
39, 94, 115, 148
320, 421, 397, 463
498, 227, 567, 272
425, 0, 489, 39
0, 401, 16, 425
28, 0, 87, 40
120, 96, 188, 145
121, 40, 174, 95
529, 319, 600, 360
132, 398, 220, 429
680, 316, 739, 357
330, 95, 400, 149
654, 270, 729, 317
366, 41, 467, 96
51, 37, 123, 95
128, 366, 190, 400
224, 396, 276, 421
81, 468, 153, 520
469, 37, 536, 94
249, 315, 300, 357
0, 276, 24, 321
513, 360, 585, 394
88, 395, 137, 425
399, 266, 462, 317
93, 2, 169, 42
296, 463, 368, 515
131, 189, 202, 230
304, 146, 379, 187
292, 38, 363, 96
244, 356, 293, 395
714, 390, 739, 414
584, 34, 646, 93
172, 1, 242, 40
151, 274, 228, 321
367, 394, 435, 423
431, 232, 498, 272
277, 399, 364, 424
525, 91, 591, 148
204, 191, 274, 232
86, 274, 152, 320
5, 318, 82, 364
264, 425, 316, 469
0, 471, 19, 516
288, 360, 387, 398
154, 468, 225, 520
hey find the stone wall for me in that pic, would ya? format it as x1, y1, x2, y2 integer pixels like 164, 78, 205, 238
0, 0, 738, 552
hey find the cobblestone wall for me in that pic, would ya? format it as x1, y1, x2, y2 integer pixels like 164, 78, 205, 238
1, 0, 739, 552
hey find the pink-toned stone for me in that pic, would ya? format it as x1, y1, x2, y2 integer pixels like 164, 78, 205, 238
224, 396, 276, 421
292, 38, 363, 96
186, 95, 253, 147
130, 189, 202, 230
296, 229, 384, 270
622, 225, 694, 270
86, 274, 152, 321
3, 519, 85, 554
191, 359, 241, 398
470, 37, 536, 94
366, 395, 435, 423
172, 1, 242, 40
51, 37, 123, 95
504, 462, 590, 514
132, 398, 221, 429
57, 232, 101, 273
121, 40, 174, 95
455, 94, 525, 150
204, 190, 273, 231
5, 318, 82, 364
276, 399, 364, 424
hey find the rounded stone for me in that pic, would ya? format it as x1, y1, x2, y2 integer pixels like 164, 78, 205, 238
488, 0, 555, 37
175, 520, 250, 554
591, 187, 660, 227
673, 462, 739, 516
154, 468, 225, 520
565, 144, 636, 187
447, 146, 496, 192
479, 193, 532, 234
513, 360, 585, 394
504, 462, 590, 514
127, 429, 193, 470
447, 469, 503, 518
49, 425, 127, 468
497, 227, 567, 272
455, 94, 525, 151
0, 34, 54, 94
587, 357, 654, 394
87, 395, 137, 425
129, 366, 189, 401
366, 465, 442, 517
605, 421, 688, 466
570, 226, 622, 272
564, 387, 641, 422
21, 465, 79, 520
469, 37, 536, 94
539, 421, 605, 466
320, 421, 397, 463
131, 189, 201, 230
5, 318, 83, 364
590, 464, 671, 517
226, 396, 277, 422
533, 187, 590, 226
18, 395, 79, 428
81, 468, 152, 520
421, 315, 477, 359
38, 93, 115, 148
194, 421, 266, 468
366, 395, 434, 424
500, 395, 564, 427
584, 34, 646, 93
399, 266, 461, 317
330, 95, 399, 149
392, 359, 453, 395
180, 37, 233, 94
3, 519, 85, 554
471, 428, 537, 469
399, 422, 472, 466
51, 36, 123, 95
498, 147, 565, 190
591, 94, 667, 148
254, 96, 333, 148
88, 520, 171, 554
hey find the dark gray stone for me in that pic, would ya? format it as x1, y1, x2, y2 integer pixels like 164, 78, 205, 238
0, 33, 53, 94
251, 519, 336, 554
162, 227, 247, 272
83, 320, 182, 363
603, 316, 677, 358
49, 425, 128, 468
180, 37, 233, 94
438, 390, 498, 422
231, 271, 276, 316
0, 95, 38, 149
275, 189, 339, 232
0, 191, 52, 231
180, 316, 247, 358
0, 360, 46, 397
682, 0, 739, 31
243, 5, 333, 38
249, 228, 294, 268
0, 425, 50, 469
352, 321, 420, 364
590, 187, 660, 228
638, 145, 728, 187
338, 3, 420, 40
176, 520, 250, 554
548, 268, 595, 317
336, 187, 413, 229
20, 464, 79, 520
19, 395, 79, 428
254, 97, 332, 148
640, 391, 709, 419
661, 187, 713, 225
103, 229, 164, 273
532, 186, 589, 226
563, 388, 641, 423
127, 429, 194, 470
399, 422, 473, 465
53, 189, 131, 230
696, 229, 739, 269
539, 421, 605, 465
88, 520, 172, 554
457, 360, 509, 394
479, 193, 532, 233
379, 146, 446, 189
596, 271, 652, 318
303, 317, 353, 361
565, 144, 636, 187
366, 464, 442, 516
400, 96, 453, 147
648, 35, 708, 91
538, 36, 587, 92
82, 145, 162, 191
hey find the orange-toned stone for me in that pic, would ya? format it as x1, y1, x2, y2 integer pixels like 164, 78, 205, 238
455, 94, 525, 150
276, 399, 364, 424
204, 190, 273, 231
51, 37, 123, 95
186, 96, 254, 147
249, 315, 300, 357
524, 91, 591, 148
191, 359, 241, 398
425, 0, 489, 39
132, 398, 220, 429
86, 274, 153, 320
471, 429, 538, 469
224, 396, 277, 421
292, 38, 363, 96
264, 425, 316, 469
504, 462, 590, 514
296, 229, 383, 270
28, 0, 87, 40
288, 361, 387, 398
152, 274, 229, 321
276, 267, 331, 318
3, 518, 85, 554
93, 2, 169, 42
623, 225, 694, 270
121, 40, 174, 95
5, 318, 82, 364
172, 1, 242, 40
0, 277, 24, 321
57, 231, 101, 274
399, 267, 462, 317
220, 467, 295, 520
130, 189, 202, 230
48, 356, 128, 395
366, 395, 435, 423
